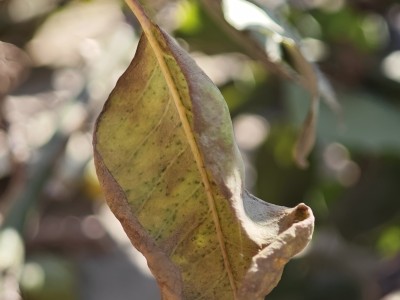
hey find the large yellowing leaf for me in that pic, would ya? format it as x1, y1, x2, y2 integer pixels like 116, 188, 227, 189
93, 1, 314, 299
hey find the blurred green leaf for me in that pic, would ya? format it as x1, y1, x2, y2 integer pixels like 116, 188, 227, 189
286, 84, 400, 153
377, 226, 400, 257
255, 125, 314, 207
174, 0, 242, 54
313, 7, 387, 52
19, 255, 78, 300
328, 155, 400, 239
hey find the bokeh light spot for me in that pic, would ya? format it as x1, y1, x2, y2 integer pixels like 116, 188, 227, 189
233, 114, 270, 151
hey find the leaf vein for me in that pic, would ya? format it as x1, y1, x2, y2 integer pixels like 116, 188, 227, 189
153, 185, 202, 240
120, 95, 172, 168
135, 144, 189, 214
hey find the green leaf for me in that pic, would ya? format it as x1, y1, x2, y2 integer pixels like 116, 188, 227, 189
286, 85, 400, 153
19, 255, 78, 300
93, 1, 314, 299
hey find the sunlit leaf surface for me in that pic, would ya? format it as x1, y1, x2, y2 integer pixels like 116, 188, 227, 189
93, 1, 314, 299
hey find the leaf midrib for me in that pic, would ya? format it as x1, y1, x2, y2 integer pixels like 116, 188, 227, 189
124, 0, 237, 298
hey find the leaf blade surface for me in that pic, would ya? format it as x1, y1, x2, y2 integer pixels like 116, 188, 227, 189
93, 5, 314, 299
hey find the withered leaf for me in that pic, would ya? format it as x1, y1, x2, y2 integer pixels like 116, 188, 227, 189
93, 1, 314, 299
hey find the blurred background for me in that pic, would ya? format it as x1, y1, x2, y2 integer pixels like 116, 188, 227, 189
0, 0, 400, 299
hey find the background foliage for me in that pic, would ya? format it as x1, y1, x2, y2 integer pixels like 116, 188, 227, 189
0, 0, 400, 299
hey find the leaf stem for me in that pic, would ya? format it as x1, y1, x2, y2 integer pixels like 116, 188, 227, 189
199, 0, 296, 81
124, 0, 153, 38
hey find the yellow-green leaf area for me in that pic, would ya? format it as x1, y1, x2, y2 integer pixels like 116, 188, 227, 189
95, 33, 258, 299
94, 5, 314, 298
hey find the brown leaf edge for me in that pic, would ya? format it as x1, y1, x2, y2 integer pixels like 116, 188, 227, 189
94, 1, 315, 298
239, 193, 314, 299
94, 147, 183, 299
95, 143, 314, 299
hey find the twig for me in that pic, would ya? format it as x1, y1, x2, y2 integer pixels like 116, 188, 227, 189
199, 0, 298, 82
